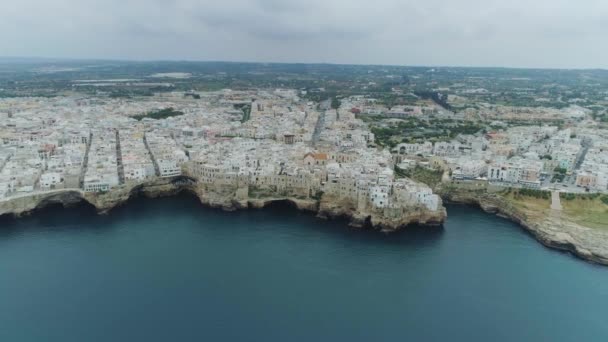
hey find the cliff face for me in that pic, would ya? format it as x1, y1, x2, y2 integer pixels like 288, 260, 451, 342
317, 195, 446, 231
8, 177, 605, 267
0, 190, 90, 217
440, 188, 608, 266
7, 179, 601, 265
0, 177, 447, 232
0, 181, 186, 218
84, 180, 189, 214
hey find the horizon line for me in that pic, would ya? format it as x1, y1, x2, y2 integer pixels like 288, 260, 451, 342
0, 55, 606, 72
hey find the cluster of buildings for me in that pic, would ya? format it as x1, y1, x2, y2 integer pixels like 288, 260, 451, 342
145, 132, 187, 178
0, 103, 91, 197
84, 129, 119, 192
391, 120, 608, 192
180, 92, 439, 211
0, 90, 442, 214
574, 130, 608, 190
119, 129, 155, 182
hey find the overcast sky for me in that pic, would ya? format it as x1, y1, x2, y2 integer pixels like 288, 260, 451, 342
1, 0, 607, 68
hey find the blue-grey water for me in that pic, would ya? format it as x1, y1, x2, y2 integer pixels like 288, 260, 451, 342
0, 194, 607, 341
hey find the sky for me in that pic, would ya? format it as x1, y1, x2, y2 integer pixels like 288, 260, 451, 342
1, 0, 607, 69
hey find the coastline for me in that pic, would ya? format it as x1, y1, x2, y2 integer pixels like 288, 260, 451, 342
440, 189, 608, 266
3, 177, 606, 266
0, 176, 446, 232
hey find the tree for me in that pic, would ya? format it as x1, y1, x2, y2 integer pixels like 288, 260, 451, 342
554, 167, 567, 174
331, 97, 341, 110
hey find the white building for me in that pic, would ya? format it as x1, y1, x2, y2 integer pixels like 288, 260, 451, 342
158, 160, 182, 178
39, 172, 63, 189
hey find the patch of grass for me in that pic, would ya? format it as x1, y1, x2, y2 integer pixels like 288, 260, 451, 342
562, 197, 608, 230
500, 192, 550, 219
396, 165, 443, 188
500, 191, 608, 230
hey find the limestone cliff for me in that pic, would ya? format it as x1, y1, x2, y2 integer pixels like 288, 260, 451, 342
0, 176, 447, 232
0, 190, 89, 217
317, 195, 445, 231
438, 187, 608, 266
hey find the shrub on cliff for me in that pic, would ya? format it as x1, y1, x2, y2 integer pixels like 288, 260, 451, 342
517, 188, 550, 199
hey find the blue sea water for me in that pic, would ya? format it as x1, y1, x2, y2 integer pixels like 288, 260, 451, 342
0, 194, 607, 341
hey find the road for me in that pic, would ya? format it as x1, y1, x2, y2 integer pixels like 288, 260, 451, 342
574, 140, 591, 170
78, 132, 93, 188
319, 99, 331, 111
312, 110, 326, 147
551, 190, 562, 211
143, 133, 160, 177
115, 130, 125, 184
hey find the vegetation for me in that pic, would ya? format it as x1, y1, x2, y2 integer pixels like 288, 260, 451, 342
331, 97, 341, 110
311, 190, 324, 201
108, 89, 157, 98
562, 197, 608, 230
559, 193, 602, 201
132, 107, 184, 121
507, 188, 551, 200
2, 60, 608, 113
302, 90, 338, 104
414, 91, 451, 110
554, 167, 567, 174
552, 167, 567, 182
501, 191, 550, 220
502, 188, 608, 230
370, 117, 484, 148
395, 165, 443, 188
234, 103, 252, 122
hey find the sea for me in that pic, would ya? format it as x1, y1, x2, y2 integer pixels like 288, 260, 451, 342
0, 194, 607, 341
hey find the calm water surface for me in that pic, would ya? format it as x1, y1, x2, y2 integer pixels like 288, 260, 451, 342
0, 195, 607, 341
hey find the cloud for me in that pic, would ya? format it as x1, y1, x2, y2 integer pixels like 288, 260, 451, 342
0, 0, 607, 68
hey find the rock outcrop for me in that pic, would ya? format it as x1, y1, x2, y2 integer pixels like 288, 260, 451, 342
317, 195, 445, 231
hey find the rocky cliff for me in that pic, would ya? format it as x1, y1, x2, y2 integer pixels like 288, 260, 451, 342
0, 190, 89, 217
0, 176, 447, 232
317, 195, 445, 231
6, 177, 603, 266
439, 188, 608, 266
